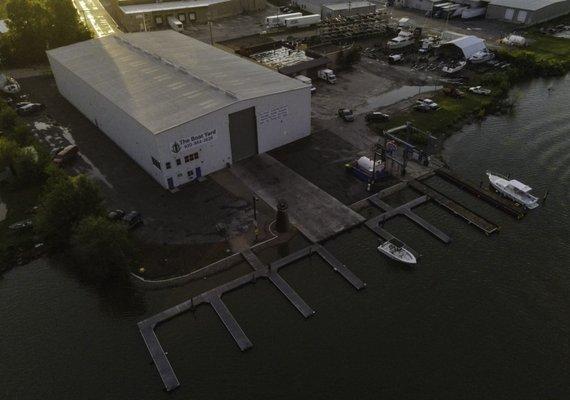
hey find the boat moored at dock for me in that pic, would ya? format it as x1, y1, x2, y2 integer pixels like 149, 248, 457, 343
486, 172, 539, 209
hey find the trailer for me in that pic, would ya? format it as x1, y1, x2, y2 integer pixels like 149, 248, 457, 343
266, 12, 303, 28
284, 14, 321, 28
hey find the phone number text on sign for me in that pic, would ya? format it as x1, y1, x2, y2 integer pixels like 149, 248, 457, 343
171, 129, 216, 153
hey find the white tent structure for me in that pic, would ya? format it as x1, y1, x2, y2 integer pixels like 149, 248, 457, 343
444, 35, 487, 59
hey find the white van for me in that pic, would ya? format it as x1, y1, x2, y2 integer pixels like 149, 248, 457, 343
167, 16, 183, 32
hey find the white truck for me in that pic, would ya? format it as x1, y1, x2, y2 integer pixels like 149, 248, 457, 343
266, 12, 302, 28
317, 69, 336, 84
294, 75, 317, 94
167, 16, 183, 32
284, 14, 321, 28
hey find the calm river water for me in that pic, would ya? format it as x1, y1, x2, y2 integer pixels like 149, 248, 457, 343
2, 76, 569, 399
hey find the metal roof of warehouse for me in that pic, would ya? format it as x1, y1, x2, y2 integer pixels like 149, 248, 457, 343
47, 31, 306, 134
120, 0, 230, 14
488, 0, 567, 11
323, 1, 375, 10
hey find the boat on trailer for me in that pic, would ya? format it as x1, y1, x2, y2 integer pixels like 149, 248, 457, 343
377, 239, 417, 264
487, 172, 539, 209
442, 60, 467, 74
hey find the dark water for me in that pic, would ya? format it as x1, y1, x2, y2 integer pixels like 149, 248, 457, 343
2, 76, 570, 399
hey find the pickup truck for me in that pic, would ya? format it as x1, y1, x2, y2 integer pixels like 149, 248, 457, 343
53, 144, 79, 166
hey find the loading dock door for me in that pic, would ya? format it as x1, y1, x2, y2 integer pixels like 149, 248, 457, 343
228, 107, 259, 162
504, 8, 514, 20
517, 10, 527, 23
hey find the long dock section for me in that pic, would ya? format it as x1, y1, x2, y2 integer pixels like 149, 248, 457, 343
435, 168, 526, 219
409, 180, 499, 235
139, 245, 365, 392
368, 195, 451, 244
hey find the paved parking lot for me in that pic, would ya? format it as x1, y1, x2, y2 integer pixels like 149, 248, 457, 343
19, 76, 267, 248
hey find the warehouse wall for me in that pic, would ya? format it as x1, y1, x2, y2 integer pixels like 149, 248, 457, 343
157, 87, 311, 188
48, 55, 168, 188
486, 2, 570, 24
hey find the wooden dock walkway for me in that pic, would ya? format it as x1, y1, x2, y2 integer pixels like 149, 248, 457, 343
368, 195, 452, 244
435, 168, 526, 219
242, 249, 315, 318
409, 180, 499, 235
139, 245, 365, 391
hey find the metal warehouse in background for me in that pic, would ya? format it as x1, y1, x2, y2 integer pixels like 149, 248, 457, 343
47, 31, 311, 190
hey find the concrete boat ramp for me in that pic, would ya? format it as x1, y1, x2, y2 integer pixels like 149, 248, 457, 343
231, 154, 365, 242
139, 245, 365, 392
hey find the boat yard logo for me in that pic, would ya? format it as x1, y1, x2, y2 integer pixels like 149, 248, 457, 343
171, 142, 181, 154
171, 129, 217, 154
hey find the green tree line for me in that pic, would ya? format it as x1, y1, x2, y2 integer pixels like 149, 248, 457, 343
0, 0, 91, 67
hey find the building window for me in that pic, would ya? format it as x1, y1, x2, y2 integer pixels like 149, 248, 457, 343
187, 170, 194, 178
154, 16, 163, 25
176, 158, 181, 166
178, 13, 186, 22
188, 12, 196, 21
166, 162, 171, 169
151, 157, 161, 170
184, 155, 190, 163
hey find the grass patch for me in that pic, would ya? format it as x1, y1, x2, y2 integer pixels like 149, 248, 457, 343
375, 91, 498, 144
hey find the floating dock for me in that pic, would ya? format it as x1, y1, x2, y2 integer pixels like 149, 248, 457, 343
409, 180, 499, 235
368, 195, 451, 244
434, 168, 526, 219
139, 244, 365, 392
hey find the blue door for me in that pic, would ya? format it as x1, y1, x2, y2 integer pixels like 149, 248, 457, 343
167, 177, 174, 189
196, 167, 202, 178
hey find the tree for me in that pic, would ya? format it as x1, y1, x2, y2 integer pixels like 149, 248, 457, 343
0, 106, 17, 131
2, 0, 91, 66
46, 0, 91, 49
70, 216, 134, 281
0, 137, 19, 170
35, 174, 104, 248
4, 0, 49, 65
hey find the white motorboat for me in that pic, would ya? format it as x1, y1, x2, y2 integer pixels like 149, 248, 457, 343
387, 31, 415, 49
442, 60, 466, 74
377, 239, 417, 264
487, 172, 540, 209
469, 50, 495, 64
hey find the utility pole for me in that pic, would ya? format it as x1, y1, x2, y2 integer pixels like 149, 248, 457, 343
208, 21, 214, 45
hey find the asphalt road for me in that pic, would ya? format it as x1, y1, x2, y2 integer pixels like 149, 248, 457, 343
72, 0, 118, 38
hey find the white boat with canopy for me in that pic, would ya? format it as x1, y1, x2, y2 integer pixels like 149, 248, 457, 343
487, 172, 539, 209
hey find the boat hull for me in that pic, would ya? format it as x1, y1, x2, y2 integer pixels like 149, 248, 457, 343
377, 244, 417, 264
487, 173, 539, 209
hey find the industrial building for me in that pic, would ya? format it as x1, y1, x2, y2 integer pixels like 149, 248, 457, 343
47, 31, 311, 190
110, 0, 265, 31
322, 2, 377, 17
485, 0, 570, 24
291, 0, 375, 16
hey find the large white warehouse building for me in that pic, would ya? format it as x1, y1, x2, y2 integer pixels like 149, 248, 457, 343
47, 31, 311, 190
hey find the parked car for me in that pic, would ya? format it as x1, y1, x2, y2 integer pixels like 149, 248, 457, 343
418, 98, 439, 109
53, 145, 79, 166
388, 54, 404, 63
9, 219, 33, 231
365, 111, 390, 122
123, 211, 143, 230
16, 102, 44, 116
338, 108, 355, 122
413, 103, 432, 112
469, 86, 492, 95
107, 209, 126, 221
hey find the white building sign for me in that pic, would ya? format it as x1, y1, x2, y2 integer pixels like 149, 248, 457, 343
171, 129, 216, 154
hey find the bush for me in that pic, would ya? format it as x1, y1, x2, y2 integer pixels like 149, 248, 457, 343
70, 216, 134, 281
35, 174, 104, 248
0, 107, 17, 131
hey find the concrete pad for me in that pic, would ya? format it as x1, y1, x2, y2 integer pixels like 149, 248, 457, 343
231, 154, 365, 243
